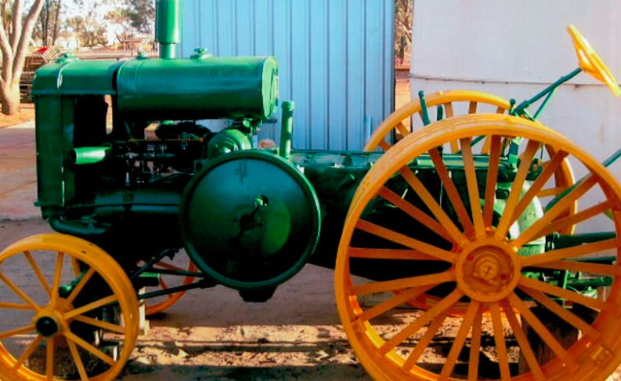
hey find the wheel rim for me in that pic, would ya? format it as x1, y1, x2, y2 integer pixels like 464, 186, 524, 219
0, 234, 139, 381
336, 113, 621, 381
364, 90, 510, 153
71, 257, 198, 317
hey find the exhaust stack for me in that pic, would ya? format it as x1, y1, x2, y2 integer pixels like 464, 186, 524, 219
156, 0, 181, 59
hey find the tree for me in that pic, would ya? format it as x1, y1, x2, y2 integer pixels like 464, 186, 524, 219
394, 0, 413, 58
0, 0, 45, 115
34, 0, 62, 46
123, 0, 155, 35
66, 12, 107, 48
105, 7, 134, 45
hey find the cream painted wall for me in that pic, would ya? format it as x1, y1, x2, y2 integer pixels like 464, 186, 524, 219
410, 0, 621, 233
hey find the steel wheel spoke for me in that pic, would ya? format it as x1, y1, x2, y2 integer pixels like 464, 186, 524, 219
378, 186, 453, 243
24, 251, 52, 297
64, 295, 118, 319
395, 122, 410, 137
46, 338, 54, 381
439, 301, 479, 381
355, 219, 456, 263
348, 248, 436, 261
510, 151, 569, 227
467, 307, 483, 381
514, 175, 598, 247
535, 201, 612, 240
483, 136, 502, 227
500, 300, 545, 381
0, 325, 35, 340
507, 292, 573, 365
519, 276, 608, 311
357, 286, 434, 322
0, 302, 35, 310
538, 187, 566, 197
428, 148, 474, 235
403, 311, 449, 371
67, 339, 89, 381
460, 138, 484, 237
532, 260, 621, 276
520, 288, 599, 338
495, 140, 541, 238
0, 270, 40, 311
14, 335, 43, 370
352, 271, 454, 296
50, 252, 64, 307
378, 140, 391, 151
489, 302, 511, 381
66, 267, 96, 305
522, 238, 618, 267
379, 289, 463, 355
399, 167, 468, 245
444, 102, 454, 118
154, 262, 184, 272
73, 315, 126, 334
468, 101, 477, 114
65, 331, 117, 367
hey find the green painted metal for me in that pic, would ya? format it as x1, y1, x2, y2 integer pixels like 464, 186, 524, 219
156, 0, 182, 59
71, 146, 112, 165
32, 59, 122, 96
116, 56, 279, 121
279, 101, 294, 159
418, 90, 431, 126
180, 150, 321, 291
207, 129, 252, 158
512, 67, 582, 118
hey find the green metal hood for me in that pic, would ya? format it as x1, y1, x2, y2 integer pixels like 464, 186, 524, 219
32, 59, 123, 96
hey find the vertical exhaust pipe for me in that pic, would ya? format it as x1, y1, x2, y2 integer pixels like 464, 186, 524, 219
156, 0, 182, 59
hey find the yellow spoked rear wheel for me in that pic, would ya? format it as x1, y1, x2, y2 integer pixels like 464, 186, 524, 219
336, 113, 621, 381
71, 257, 198, 316
366, 91, 576, 313
0, 234, 139, 381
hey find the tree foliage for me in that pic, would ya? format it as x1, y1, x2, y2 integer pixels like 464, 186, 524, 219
66, 12, 107, 47
394, 0, 413, 55
0, 0, 45, 115
105, 0, 155, 44
34, 0, 62, 46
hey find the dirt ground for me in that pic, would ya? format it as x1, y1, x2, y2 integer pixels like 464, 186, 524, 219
0, 104, 34, 129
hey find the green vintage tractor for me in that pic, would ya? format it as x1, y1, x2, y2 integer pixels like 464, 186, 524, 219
1, 1, 621, 380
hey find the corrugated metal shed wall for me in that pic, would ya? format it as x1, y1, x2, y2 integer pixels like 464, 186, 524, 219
180, 0, 395, 150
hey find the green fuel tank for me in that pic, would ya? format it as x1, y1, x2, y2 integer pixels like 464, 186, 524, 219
116, 56, 279, 121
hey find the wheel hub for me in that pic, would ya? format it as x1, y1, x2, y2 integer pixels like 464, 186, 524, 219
456, 238, 521, 302
32, 299, 72, 338
36, 317, 59, 338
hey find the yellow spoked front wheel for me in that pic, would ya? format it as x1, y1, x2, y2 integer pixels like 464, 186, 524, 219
336, 113, 621, 381
0, 234, 139, 381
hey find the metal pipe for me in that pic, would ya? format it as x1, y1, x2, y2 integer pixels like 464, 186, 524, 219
156, 0, 182, 59
279, 101, 294, 159
70, 146, 111, 165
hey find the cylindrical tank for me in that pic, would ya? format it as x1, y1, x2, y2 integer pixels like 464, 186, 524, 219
116, 56, 279, 121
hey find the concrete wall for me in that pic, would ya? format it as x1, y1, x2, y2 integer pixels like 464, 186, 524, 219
181, 0, 395, 150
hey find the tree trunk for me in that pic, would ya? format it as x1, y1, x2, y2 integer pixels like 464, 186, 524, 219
1, 82, 21, 115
